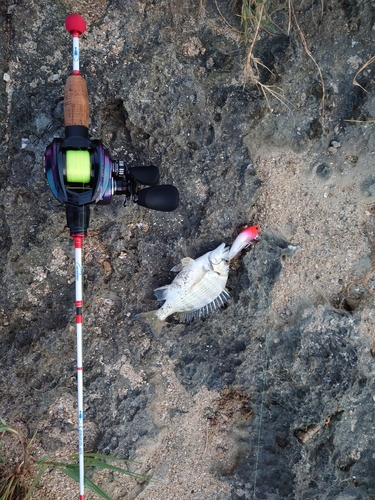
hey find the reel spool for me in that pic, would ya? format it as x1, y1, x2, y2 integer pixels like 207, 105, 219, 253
66, 150, 91, 184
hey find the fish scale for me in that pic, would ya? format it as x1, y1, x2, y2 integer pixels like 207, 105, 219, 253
159, 267, 229, 321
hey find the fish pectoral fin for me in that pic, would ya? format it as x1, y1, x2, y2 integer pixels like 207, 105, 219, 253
154, 286, 168, 302
171, 257, 194, 273
135, 310, 165, 337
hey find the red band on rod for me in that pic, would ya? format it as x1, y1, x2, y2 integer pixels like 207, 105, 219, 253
76, 314, 82, 323
73, 236, 83, 249
77, 366, 83, 371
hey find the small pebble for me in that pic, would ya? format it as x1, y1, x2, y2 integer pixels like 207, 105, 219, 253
3, 73, 10, 82
103, 260, 111, 272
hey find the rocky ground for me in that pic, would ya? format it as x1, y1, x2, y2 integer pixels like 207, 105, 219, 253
1, 0, 375, 499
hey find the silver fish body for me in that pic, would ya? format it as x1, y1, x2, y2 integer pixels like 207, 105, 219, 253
154, 242, 231, 322
136, 243, 231, 335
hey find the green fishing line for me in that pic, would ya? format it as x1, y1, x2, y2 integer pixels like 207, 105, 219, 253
66, 150, 91, 183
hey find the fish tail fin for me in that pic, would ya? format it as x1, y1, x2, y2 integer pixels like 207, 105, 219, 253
135, 310, 165, 337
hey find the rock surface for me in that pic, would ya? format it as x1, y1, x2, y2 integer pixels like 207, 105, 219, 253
1, 1, 375, 499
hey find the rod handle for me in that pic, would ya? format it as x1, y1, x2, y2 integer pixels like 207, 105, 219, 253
64, 75, 89, 128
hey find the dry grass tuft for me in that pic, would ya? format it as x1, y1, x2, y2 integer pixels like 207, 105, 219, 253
243, 0, 292, 111
353, 55, 375, 92
0, 419, 35, 500
242, 0, 324, 118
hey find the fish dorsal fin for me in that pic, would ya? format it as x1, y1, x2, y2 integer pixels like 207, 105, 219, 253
171, 256, 194, 273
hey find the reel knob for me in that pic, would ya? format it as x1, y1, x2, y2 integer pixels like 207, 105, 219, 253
136, 185, 179, 212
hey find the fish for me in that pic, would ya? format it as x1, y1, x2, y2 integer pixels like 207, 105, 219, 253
136, 225, 261, 335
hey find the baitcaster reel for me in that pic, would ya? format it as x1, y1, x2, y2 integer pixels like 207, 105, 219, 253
44, 133, 179, 235
44, 13, 179, 236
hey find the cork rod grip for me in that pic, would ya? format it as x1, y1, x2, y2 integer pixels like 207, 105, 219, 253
64, 75, 89, 128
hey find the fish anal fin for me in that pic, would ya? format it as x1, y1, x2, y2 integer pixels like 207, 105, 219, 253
179, 310, 200, 323
178, 289, 231, 323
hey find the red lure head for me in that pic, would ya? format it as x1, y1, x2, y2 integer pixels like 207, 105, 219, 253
242, 225, 261, 239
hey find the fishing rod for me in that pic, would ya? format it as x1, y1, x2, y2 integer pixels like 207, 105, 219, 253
43, 14, 179, 499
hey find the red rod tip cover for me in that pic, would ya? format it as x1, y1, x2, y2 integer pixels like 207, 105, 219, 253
65, 14, 86, 36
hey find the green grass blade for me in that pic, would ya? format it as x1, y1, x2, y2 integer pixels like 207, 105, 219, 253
35, 453, 58, 465
0, 425, 18, 435
24, 465, 48, 500
61, 466, 114, 500
83, 476, 114, 500
80, 452, 138, 464
0, 418, 19, 435
82, 458, 147, 480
